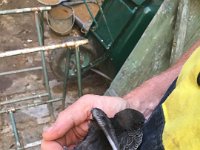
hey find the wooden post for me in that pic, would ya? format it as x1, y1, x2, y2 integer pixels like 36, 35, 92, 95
170, 0, 189, 65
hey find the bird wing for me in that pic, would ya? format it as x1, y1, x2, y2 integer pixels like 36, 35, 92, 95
91, 108, 119, 150
118, 129, 143, 150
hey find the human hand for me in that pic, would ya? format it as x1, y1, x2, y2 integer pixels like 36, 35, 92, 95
41, 94, 129, 150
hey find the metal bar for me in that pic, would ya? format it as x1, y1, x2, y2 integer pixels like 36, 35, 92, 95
0, 66, 42, 76
75, 46, 83, 97
95, 0, 113, 42
35, 11, 54, 118
35, 11, 44, 46
8, 111, 22, 149
0, 98, 63, 114
40, 11, 45, 45
62, 0, 97, 6
0, 40, 88, 58
90, 68, 112, 81
23, 140, 41, 149
0, 93, 48, 105
83, 52, 109, 71
83, 0, 98, 26
90, 30, 110, 49
0, 7, 51, 15
0, 8, 48, 150
62, 49, 71, 109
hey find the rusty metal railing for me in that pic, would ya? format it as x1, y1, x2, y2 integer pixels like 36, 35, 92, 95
0, 6, 87, 149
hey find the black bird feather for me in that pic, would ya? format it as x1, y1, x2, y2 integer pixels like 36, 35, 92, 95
74, 108, 145, 150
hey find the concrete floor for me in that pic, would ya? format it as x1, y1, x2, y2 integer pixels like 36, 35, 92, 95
0, 0, 109, 149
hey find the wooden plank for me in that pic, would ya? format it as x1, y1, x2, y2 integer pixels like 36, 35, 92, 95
183, 0, 200, 51
170, 0, 189, 65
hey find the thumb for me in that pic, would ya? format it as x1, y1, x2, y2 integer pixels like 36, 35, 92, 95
42, 96, 93, 140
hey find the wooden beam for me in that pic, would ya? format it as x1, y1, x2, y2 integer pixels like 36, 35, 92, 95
170, 0, 189, 65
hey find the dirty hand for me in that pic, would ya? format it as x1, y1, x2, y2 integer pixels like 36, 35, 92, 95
41, 94, 129, 150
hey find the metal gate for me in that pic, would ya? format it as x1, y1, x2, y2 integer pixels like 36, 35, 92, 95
0, 6, 87, 149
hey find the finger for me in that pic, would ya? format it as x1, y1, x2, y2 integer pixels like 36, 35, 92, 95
41, 140, 63, 150
65, 121, 89, 146
42, 95, 93, 140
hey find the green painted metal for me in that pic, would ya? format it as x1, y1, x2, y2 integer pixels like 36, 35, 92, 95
9, 111, 22, 149
89, 0, 137, 48
132, 0, 146, 5
35, 11, 54, 118
60, 50, 91, 77
0, 98, 63, 114
0, 7, 90, 149
110, 0, 164, 71
0, 93, 48, 105
0, 66, 42, 76
88, 0, 163, 73
75, 46, 83, 97
83, 0, 98, 27
62, 49, 70, 109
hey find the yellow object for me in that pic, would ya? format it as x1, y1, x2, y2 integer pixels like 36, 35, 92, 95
162, 47, 200, 149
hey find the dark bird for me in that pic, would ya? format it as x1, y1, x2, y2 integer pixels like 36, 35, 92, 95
74, 108, 145, 150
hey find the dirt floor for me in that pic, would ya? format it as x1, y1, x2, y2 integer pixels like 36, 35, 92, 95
0, 0, 109, 149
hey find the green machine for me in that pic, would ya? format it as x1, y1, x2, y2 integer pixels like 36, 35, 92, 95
50, 0, 164, 80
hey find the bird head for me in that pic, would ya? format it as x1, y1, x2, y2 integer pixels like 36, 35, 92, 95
114, 109, 145, 131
